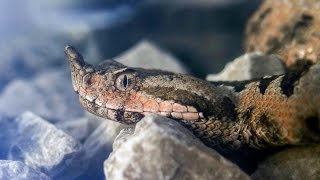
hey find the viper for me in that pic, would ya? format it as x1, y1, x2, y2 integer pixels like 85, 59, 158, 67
65, 46, 320, 151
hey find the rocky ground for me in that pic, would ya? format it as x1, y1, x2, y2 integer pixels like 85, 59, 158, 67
0, 0, 319, 180
245, 0, 320, 68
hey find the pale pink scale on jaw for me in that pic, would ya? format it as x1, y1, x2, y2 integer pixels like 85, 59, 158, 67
182, 112, 199, 120
171, 112, 183, 119
159, 111, 171, 117
106, 97, 124, 109
137, 94, 148, 104
187, 106, 198, 112
159, 101, 173, 112
124, 100, 143, 112
172, 103, 187, 112
143, 99, 160, 112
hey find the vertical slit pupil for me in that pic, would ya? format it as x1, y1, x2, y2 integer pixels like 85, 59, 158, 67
123, 75, 128, 88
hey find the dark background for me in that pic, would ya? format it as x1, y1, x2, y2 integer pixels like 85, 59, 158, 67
0, 0, 261, 92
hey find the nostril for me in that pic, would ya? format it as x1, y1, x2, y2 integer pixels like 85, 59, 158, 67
83, 74, 93, 88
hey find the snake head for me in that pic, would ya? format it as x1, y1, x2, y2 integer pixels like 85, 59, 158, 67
65, 46, 147, 124
65, 46, 222, 125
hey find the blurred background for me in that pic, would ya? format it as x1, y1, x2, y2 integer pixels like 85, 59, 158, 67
0, 0, 262, 122
0, 1, 264, 179
0, 0, 261, 91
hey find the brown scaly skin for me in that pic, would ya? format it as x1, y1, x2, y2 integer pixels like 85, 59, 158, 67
65, 46, 320, 151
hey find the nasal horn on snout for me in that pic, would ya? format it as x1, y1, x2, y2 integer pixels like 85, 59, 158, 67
65, 46, 96, 92
64, 46, 94, 73
64, 46, 87, 69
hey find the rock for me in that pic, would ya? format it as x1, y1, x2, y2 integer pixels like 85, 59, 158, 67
55, 117, 90, 142
206, 52, 285, 81
0, 160, 51, 180
104, 114, 249, 180
252, 145, 320, 180
112, 127, 135, 151
6, 111, 86, 180
78, 120, 129, 180
245, 0, 320, 67
0, 69, 84, 122
115, 40, 188, 74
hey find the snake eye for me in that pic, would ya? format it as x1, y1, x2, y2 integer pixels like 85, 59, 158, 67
115, 73, 136, 91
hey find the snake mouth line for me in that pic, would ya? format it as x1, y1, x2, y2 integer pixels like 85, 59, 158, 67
79, 96, 144, 124
79, 94, 204, 124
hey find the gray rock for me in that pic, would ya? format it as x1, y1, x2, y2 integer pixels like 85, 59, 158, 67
79, 120, 129, 179
104, 114, 249, 180
7, 111, 86, 180
0, 160, 51, 180
55, 117, 90, 142
206, 52, 285, 81
116, 40, 188, 74
112, 127, 135, 151
252, 145, 320, 180
0, 69, 84, 122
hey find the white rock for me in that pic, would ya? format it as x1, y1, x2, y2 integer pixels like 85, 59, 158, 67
55, 117, 90, 142
0, 69, 84, 122
79, 120, 129, 179
7, 111, 86, 180
104, 114, 249, 180
0, 160, 51, 180
206, 52, 285, 81
116, 40, 188, 74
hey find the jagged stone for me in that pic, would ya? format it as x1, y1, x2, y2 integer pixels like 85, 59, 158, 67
104, 115, 249, 180
78, 120, 129, 180
6, 112, 86, 180
245, 0, 320, 67
206, 52, 285, 81
0, 70, 84, 122
0, 160, 51, 180
252, 145, 320, 180
116, 40, 188, 74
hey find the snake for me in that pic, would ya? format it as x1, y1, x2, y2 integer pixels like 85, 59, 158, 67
64, 46, 320, 151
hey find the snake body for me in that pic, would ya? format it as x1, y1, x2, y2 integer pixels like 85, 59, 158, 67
65, 46, 320, 151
